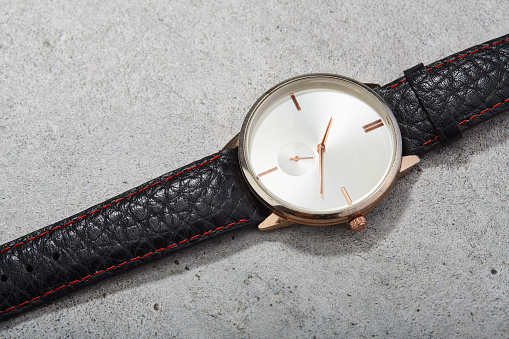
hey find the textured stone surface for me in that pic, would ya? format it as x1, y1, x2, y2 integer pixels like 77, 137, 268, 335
0, 1, 508, 337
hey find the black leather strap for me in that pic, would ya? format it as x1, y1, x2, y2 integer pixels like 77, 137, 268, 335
403, 62, 463, 146
377, 34, 509, 155
0, 147, 270, 321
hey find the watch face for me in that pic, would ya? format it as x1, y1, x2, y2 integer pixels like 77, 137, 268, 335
239, 74, 402, 224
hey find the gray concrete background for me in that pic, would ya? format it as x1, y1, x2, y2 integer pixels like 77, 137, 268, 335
0, 1, 508, 337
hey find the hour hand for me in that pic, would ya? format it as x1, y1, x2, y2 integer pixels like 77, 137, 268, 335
317, 117, 333, 194
320, 117, 333, 147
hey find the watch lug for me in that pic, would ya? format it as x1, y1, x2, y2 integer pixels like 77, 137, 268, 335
258, 213, 294, 231
222, 133, 240, 149
364, 83, 381, 90
399, 155, 420, 175
223, 133, 240, 149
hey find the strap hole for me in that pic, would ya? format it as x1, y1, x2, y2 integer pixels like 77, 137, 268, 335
26, 265, 33, 272
0, 275, 7, 282
53, 253, 60, 260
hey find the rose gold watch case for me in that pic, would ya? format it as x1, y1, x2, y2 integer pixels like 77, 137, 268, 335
238, 73, 403, 226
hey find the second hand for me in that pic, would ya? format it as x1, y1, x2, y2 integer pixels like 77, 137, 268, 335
289, 156, 313, 162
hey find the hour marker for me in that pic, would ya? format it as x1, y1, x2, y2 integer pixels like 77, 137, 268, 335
363, 119, 384, 133
258, 167, 278, 178
341, 187, 353, 205
290, 93, 301, 111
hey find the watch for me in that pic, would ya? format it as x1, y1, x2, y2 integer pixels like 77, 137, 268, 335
0, 33, 508, 321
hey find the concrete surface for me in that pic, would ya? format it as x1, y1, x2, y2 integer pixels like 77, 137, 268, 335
0, 1, 508, 337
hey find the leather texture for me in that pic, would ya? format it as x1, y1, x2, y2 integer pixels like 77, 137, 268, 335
377, 34, 509, 155
403, 63, 463, 145
0, 147, 270, 321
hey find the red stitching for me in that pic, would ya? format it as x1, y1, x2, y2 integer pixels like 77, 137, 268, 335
0, 155, 223, 254
0, 217, 249, 315
422, 135, 439, 146
420, 97, 509, 146
388, 78, 406, 89
388, 37, 509, 89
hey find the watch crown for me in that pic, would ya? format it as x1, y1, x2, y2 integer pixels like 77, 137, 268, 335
349, 215, 367, 232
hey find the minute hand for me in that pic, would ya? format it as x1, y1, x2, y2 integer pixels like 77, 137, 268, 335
317, 117, 333, 194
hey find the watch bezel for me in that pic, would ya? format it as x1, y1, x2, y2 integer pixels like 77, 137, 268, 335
238, 73, 402, 225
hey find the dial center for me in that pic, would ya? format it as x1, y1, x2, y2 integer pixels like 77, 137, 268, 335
277, 142, 315, 176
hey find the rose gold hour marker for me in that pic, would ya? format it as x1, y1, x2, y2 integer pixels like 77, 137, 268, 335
341, 187, 353, 205
290, 156, 313, 162
363, 119, 384, 133
290, 93, 301, 111
258, 166, 278, 178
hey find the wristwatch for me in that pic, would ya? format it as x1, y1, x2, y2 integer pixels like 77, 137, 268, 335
1, 33, 508, 321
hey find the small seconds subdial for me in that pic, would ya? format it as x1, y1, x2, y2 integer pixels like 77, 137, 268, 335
242, 75, 398, 215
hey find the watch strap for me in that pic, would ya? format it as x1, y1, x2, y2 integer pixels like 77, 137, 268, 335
0, 147, 270, 321
377, 34, 509, 155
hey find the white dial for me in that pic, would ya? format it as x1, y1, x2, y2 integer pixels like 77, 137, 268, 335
240, 74, 401, 220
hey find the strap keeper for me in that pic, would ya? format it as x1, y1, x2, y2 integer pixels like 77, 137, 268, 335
404, 63, 462, 145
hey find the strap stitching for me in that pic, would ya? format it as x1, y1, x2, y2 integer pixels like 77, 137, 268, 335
0, 217, 249, 316
0, 154, 222, 254
421, 97, 509, 146
387, 37, 509, 89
